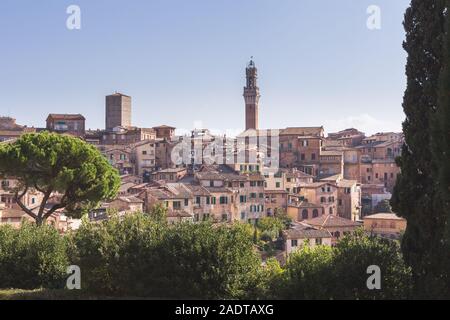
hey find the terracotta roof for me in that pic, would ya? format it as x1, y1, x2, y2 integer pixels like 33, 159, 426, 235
184, 185, 211, 196
196, 171, 224, 180
320, 174, 343, 182
289, 201, 322, 209
47, 114, 85, 121
153, 167, 187, 174
204, 186, 232, 193
195, 170, 247, 182
221, 173, 248, 182
130, 182, 156, 190
146, 184, 193, 200
364, 213, 405, 221
296, 171, 314, 178
104, 148, 132, 154
0, 131, 25, 136
117, 196, 144, 203
0, 208, 30, 219
131, 139, 156, 148
119, 182, 139, 193
305, 214, 361, 228
355, 141, 388, 149
284, 224, 332, 239
299, 182, 334, 189
146, 188, 174, 199
280, 127, 324, 136
336, 179, 358, 188
247, 173, 265, 181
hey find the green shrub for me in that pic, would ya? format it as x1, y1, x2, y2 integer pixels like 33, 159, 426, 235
0, 216, 413, 300
0, 223, 68, 289
281, 245, 335, 299
69, 214, 263, 299
278, 230, 412, 300
332, 230, 412, 299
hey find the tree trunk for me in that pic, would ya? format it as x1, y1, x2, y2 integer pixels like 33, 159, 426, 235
35, 216, 44, 226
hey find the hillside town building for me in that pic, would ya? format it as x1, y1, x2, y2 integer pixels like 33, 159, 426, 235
0, 59, 403, 243
46, 114, 86, 137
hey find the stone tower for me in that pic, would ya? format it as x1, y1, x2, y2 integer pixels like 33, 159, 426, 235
243, 58, 260, 131
105, 93, 132, 130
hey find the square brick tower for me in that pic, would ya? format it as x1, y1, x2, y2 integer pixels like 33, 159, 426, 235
105, 92, 132, 130
243, 59, 260, 130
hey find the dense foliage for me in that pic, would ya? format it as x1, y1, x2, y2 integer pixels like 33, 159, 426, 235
0, 132, 120, 225
68, 214, 262, 299
0, 217, 413, 299
431, 0, 450, 297
391, 0, 450, 298
0, 223, 68, 289
277, 230, 412, 300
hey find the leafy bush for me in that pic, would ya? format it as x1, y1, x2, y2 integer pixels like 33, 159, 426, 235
332, 230, 412, 299
257, 217, 284, 240
280, 245, 335, 299
0, 216, 413, 300
278, 230, 412, 300
0, 223, 68, 289
69, 214, 263, 299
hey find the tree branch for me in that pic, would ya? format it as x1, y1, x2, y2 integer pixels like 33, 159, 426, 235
37, 188, 53, 218
33, 182, 47, 194
42, 193, 68, 221
42, 203, 66, 221
14, 187, 38, 220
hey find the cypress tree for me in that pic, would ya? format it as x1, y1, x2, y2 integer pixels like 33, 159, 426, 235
431, 0, 450, 297
391, 0, 446, 298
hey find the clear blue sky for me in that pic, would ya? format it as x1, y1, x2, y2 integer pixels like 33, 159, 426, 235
0, 0, 410, 135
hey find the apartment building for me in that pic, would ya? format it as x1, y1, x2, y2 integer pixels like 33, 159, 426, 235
298, 182, 338, 216
327, 128, 365, 147
360, 160, 400, 192
287, 201, 324, 221
283, 223, 332, 255
133, 140, 157, 176
46, 114, 86, 137
279, 127, 324, 175
363, 213, 406, 239
318, 151, 344, 178
304, 214, 362, 245
151, 168, 187, 182
153, 125, 176, 140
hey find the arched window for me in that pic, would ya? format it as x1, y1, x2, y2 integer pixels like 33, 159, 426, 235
301, 209, 308, 220
335, 231, 341, 238
329, 207, 333, 215
313, 209, 319, 218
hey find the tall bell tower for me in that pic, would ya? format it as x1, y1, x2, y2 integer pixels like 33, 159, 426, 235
243, 58, 260, 130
